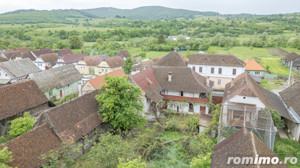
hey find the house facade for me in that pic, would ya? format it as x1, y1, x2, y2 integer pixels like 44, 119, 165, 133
34, 53, 59, 70
29, 64, 83, 100
188, 54, 245, 89
244, 59, 266, 77
0, 80, 50, 136
131, 67, 212, 118
0, 58, 40, 85
284, 52, 300, 69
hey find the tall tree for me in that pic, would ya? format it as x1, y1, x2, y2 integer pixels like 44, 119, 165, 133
95, 76, 146, 130
123, 57, 134, 74
157, 34, 165, 44
68, 36, 83, 49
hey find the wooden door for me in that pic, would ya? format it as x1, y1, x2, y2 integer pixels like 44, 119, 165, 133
200, 106, 206, 114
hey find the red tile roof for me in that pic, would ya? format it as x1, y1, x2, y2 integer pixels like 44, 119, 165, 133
163, 95, 209, 103
58, 49, 73, 56
84, 56, 101, 66
88, 69, 126, 89
244, 59, 265, 71
105, 56, 125, 68
130, 68, 158, 91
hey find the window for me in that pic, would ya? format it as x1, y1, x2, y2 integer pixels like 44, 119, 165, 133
200, 93, 206, 98
189, 103, 194, 112
181, 91, 184, 96
255, 71, 260, 75
211, 68, 214, 74
218, 68, 222, 74
218, 79, 221, 85
192, 67, 195, 71
199, 67, 202, 73
233, 69, 237, 75
68, 84, 70, 87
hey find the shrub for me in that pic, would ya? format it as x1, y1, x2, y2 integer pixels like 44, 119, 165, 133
9, 112, 35, 138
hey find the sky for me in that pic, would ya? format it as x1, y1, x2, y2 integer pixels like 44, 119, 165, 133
0, 0, 300, 15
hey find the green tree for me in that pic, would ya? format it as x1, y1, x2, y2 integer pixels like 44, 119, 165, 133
118, 157, 147, 168
157, 34, 165, 44
139, 52, 146, 59
68, 36, 83, 49
0, 147, 13, 168
95, 76, 146, 130
270, 108, 285, 129
9, 112, 35, 138
123, 57, 134, 74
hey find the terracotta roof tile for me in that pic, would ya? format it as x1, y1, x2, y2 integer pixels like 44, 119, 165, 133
0, 124, 62, 168
244, 59, 265, 71
32, 48, 54, 57
39, 53, 59, 63
105, 56, 125, 68
84, 56, 101, 66
58, 49, 73, 56
63, 53, 87, 64
88, 69, 126, 89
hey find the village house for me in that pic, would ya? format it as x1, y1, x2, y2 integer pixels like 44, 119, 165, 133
211, 128, 288, 168
0, 80, 50, 135
284, 52, 300, 69
116, 49, 130, 60
55, 53, 87, 68
153, 51, 188, 68
130, 67, 212, 118
0, 124, 62, 168
98, 54, 110, 61
28, 64, 83, 100
244, 59, 266, 77
0, 58, 40, 86
98, 56, 125, 74
34, 53, 59, 70
131, 56, 163, 75
279, 82, 300, 142
188, 54, 245, 89
82, 69, 126, 95
56, 49, 73, 57
35, 90, 103, 154
31, 48, 54, 58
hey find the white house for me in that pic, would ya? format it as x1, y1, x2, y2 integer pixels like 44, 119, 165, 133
130, 67, 212, 118
34, 53, 59, 70
188, 54, 245, 89
0, 58, 40, 85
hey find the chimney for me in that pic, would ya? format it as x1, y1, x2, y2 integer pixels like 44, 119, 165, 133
168, 72, 172, 82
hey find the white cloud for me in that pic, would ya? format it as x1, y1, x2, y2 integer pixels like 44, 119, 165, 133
0, 0, 299, 14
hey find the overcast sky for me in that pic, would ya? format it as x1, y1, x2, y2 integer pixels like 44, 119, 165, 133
0, 0, 299, 14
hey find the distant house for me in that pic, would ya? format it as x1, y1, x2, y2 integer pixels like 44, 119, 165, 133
188, 54, 245, 89
116, 49, 130, 60
29, 64, 83, 100
82, 69, 126, 95
57, 49, 73, 57
211, 128, 288, 168
279, 82, 300, 141
153, 51, 188, 68
0, 124, 62, 168
284, 52, 300, 69
55, 53, 87, 67
131, 56, 163, 75
31, 48, 54, 58
0, 58, 40, 85
35, 90, 103, 152
0, 80, 50, 135
244, 59, 266, 77
130, 67, 212, 118
168, 36, 190, 41
98, 56, 125, 75
34, 53, 59, 70
1, 47, 33, 61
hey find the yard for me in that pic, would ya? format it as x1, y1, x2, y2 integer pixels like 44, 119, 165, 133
274, 138, 300, 168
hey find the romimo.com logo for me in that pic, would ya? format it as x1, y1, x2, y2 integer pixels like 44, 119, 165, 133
227, 155, 297, 165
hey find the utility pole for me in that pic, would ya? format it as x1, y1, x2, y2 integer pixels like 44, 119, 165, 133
288, 61, 293, 85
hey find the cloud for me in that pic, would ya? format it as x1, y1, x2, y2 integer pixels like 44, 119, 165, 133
0, 0, 299, 14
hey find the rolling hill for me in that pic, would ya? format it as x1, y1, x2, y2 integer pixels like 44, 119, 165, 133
0, 6, 218, 24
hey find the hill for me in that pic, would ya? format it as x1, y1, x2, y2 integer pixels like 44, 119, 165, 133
0, 6, 218, 24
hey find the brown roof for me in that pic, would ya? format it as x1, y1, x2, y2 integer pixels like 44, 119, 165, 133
39, 53, 59, 63
84, 56, 101, 66
285, 52, 300, 61
189, 53, 245, 67
0, 124, 62, 168
211, 128, 288, 168
63, 53, 87, 64
87, 69, 126, 90
280, 82, 300, 117
0, 80, 49, 120
154, 52, 188, 67
0, 57, 8, 62
3, 50, 21, 60
163, 95, 209, 103
132, 56, 163, 71
153, 67, 212, 93
105, 56, 125, 68
223, 73, 293, 121
15, 46, 30, 52
244, 59, 265, 71
58, 49, 73, 56
117, 49, 130, 57
32, 48, 54, 57
20, 51, 36, 61
35, 90, 102, 142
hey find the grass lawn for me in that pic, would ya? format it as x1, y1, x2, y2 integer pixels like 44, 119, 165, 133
283, 48, 300, 54
260, 79, 284, 91
260, 58, 298, 77
274, 138, 300, 168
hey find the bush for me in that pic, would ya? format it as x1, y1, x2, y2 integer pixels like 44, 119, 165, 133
9, 112, 35, 138
0, 147, 13, 168
190, 153, 212, 168
166, 118, 181, 131
185, 115, 199, 132
117, 157, 147, 168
